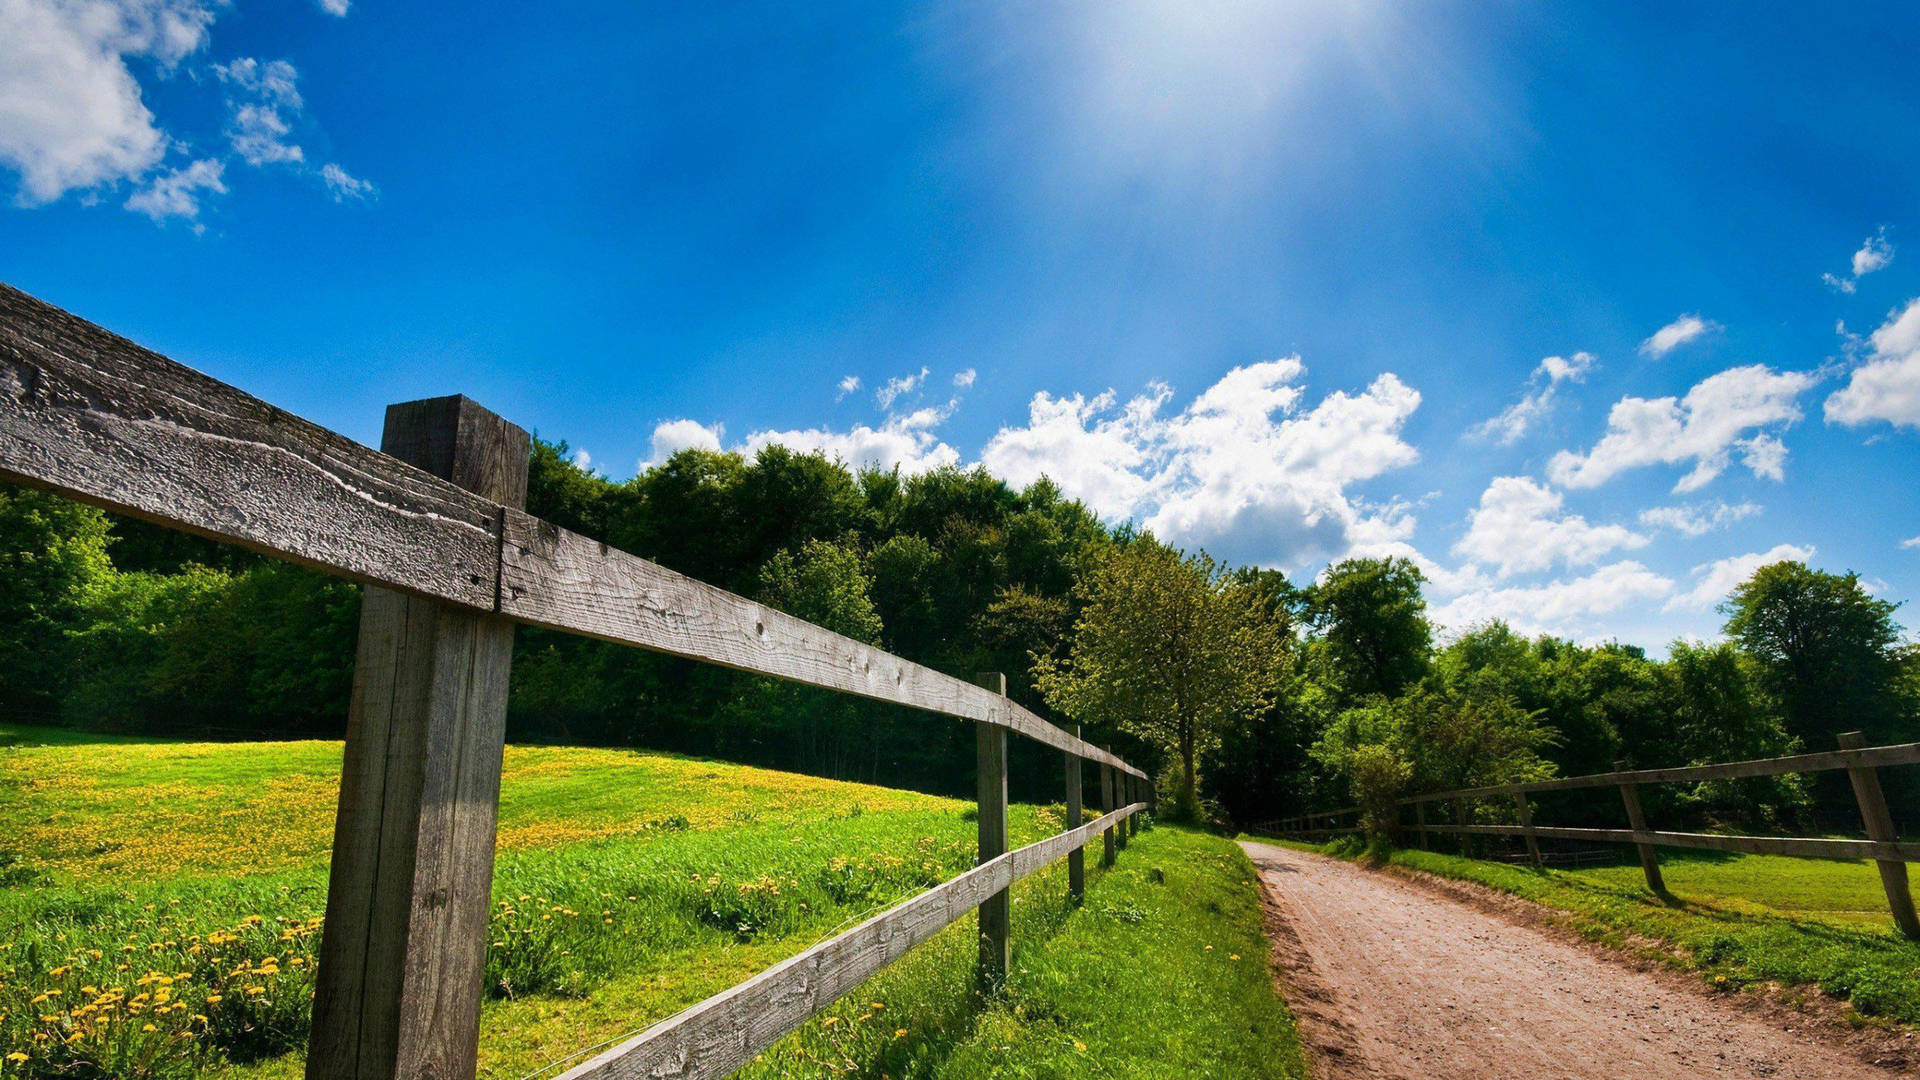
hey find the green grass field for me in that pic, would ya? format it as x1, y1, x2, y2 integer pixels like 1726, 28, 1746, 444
1322, 838, 1920, 1025
0, 725, 1301, 1080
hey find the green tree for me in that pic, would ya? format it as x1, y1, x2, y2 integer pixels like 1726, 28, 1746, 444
1309, 557, 1432, 703
1723, 561, 1913, 748
1036, 537, 1281, 820
1660, 639, 1805, 825
0, 485, 115, 721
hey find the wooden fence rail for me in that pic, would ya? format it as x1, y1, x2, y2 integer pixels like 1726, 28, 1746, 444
0, 282, 1154, 1080
1258, 734, 1920, 938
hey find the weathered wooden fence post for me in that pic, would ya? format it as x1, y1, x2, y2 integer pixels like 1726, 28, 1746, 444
1453, 797, 1473, 858
972, 674, 1011, 989
307, 396, 528, 1080
1126, 774, 1139, 838
1614, 759, 1667, 897
1064, 725, 1085, 901
1100, 756, 1117, 867
1110, 746, 1129, 851
1413, 801, 1428, 849
1513, 791, 1544, 868
1839, 732, 1920, 939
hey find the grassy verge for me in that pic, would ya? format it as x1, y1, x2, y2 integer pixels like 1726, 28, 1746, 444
1, 726, 1303, 1080
1317, 837, 1920, 1026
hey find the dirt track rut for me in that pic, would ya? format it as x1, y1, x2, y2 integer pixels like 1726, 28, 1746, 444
1240, 840, 1913, 1079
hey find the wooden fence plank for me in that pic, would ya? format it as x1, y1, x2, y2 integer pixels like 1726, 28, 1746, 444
1419, 823, 1920, 862
552, 806, 1139, 1080
0, 284, 1148, 779
1839, 732, 1920, 938
1513, 792, 1543, 869
0, 283, 502, 610
307, 396, 528, 1080
1101, 759, 1116, 868
1615, 758, 1667, 897
1065, 723, 1085, 901
496, 513, 1144, 778
973, 673, 1011, 990
1399, 743, 1920, 802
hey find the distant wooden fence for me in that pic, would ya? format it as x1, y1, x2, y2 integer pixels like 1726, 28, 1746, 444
1258, 737, 1920, 938
0, 283, 1154, 1080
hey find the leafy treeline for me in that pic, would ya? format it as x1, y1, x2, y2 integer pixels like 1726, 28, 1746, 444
3, 441, 1916, 824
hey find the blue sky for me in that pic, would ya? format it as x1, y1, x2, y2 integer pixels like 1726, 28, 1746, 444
4, 1, 1919, 648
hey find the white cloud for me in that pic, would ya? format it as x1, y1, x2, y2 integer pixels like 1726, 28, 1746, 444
1902, 535, 1920, 550
1637, 501, 1761, 538
1548, 364, 1817, 493
1826, 228, 1894, 293
316, 0, 349, 15
122, 156, 222, 223
1431, 561, 1676, 640
212, 58, 309, 167
1452, 476, 1646, 577
835, 374, 861, 400
954, 368, 977, 389
982, 357, 1423, 568
643, 419, 724, 467
570, 447, 591, 470
1826, 296, 1920, 430
1639, 314, 1718, 358
875, 367, 929, 410
1665, 543, 1814, 611
2, 13, 362, 221
229, 104, 302, 165
319, 162, 374, 202
0, 0, 215, 205
979, 388, 1161, 520
1854, 230, 1895, 277
1470, 352, 1593, 445
213, 57, 301, 108
744, 408, 960, 474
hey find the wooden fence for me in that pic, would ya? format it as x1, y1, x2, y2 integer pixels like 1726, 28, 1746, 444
1258, 736, 1920, 939
0, 282, 1155, 1080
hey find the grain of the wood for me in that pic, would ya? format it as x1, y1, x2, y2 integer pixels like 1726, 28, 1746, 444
496, 513, 1145, 778
1398, 743, 1920, 802
1065, 723, 1085, 901
973, 673, 1011, 990
1615, 758, 1667, 897
1101, 759, 1117, 868
1513, 791, 1544, 868
552, 805, 1139, 1080
307, 397, 528, 1080
0, 283, 503, 610
1838, 732, 1920, 939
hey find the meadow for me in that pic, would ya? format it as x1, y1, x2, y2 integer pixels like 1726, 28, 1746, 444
0, 725, 1302, 1079
1318, 837, 1920, 1025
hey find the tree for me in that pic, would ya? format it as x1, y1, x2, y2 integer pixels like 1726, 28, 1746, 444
1660, 640, 1805, 826
1035, 537, 1281, 820
1723, 561, 1913, 748
1309, 557, 1432, 703
0, 485, 115, 721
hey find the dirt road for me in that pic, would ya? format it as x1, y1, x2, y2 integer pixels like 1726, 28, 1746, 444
1240, 840, 1912, 1079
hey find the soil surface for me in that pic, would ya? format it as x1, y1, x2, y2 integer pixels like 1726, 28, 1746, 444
1239, 840, 1915, 1079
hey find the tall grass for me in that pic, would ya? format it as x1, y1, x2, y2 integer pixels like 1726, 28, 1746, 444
2, 727, 1306, 1080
